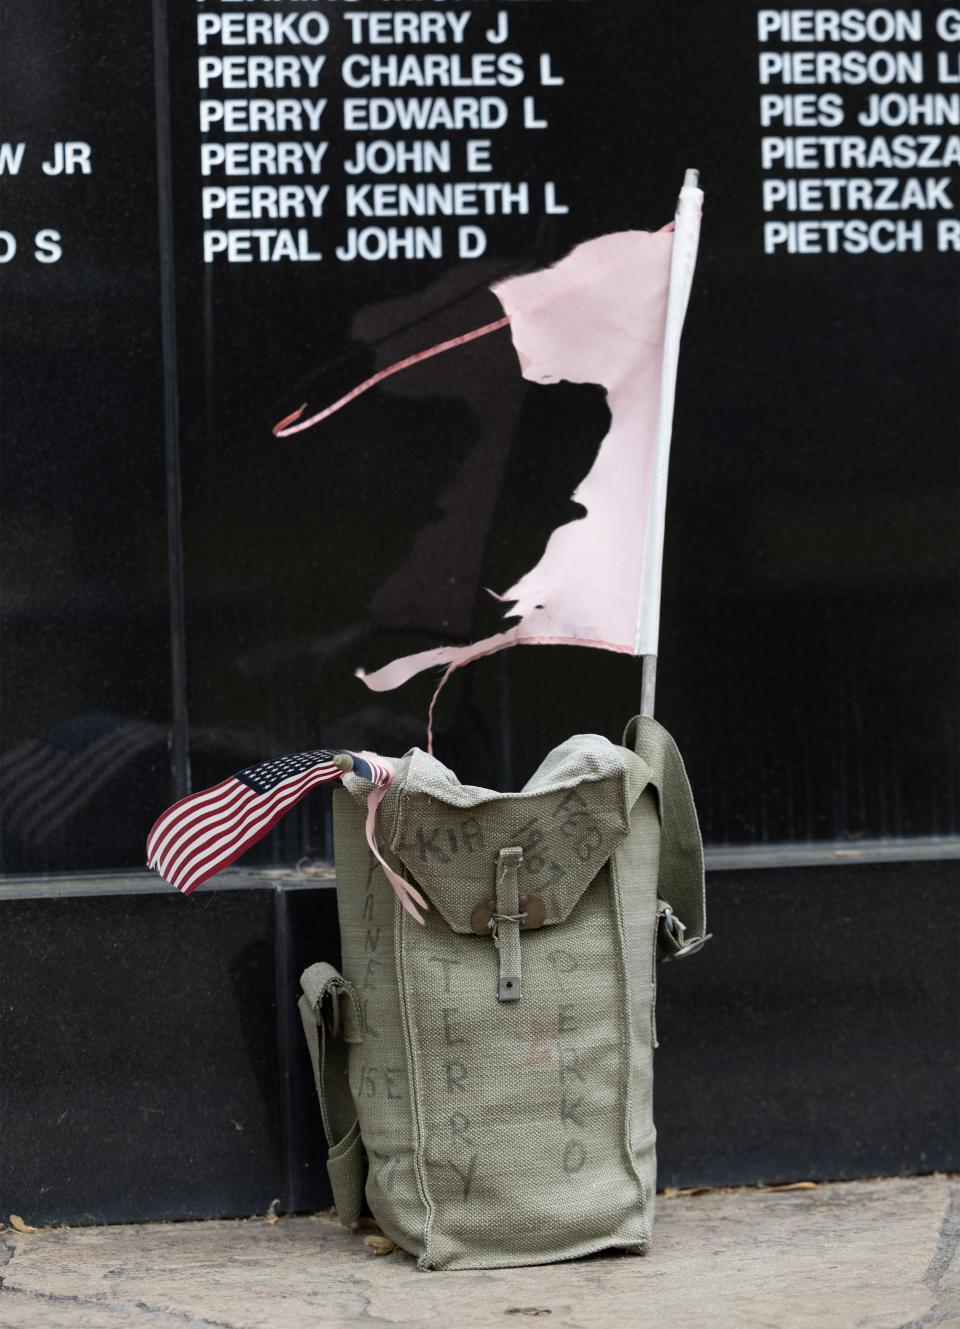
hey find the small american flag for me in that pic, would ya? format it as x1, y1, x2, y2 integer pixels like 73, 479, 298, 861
146, 748, 390, 895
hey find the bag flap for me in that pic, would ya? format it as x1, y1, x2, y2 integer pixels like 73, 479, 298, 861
366, 736, 651, 934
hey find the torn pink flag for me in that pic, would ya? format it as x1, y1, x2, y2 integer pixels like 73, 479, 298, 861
277, 177, 703, 706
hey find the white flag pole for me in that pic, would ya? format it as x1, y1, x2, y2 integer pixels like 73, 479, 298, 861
638, 169, 704, 717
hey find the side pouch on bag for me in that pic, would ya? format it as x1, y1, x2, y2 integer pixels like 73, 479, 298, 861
298, 961, 366, 1224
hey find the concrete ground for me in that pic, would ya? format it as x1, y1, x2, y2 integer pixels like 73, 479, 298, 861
1, 1176, 957, 1329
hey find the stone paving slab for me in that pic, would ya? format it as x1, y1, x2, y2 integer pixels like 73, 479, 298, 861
1, 1177, 957, 1329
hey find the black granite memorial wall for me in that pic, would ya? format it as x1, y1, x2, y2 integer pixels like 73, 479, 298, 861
1, 0, 957, 1224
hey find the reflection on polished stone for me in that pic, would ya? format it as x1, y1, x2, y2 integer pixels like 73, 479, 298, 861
1, 887, 284, 1225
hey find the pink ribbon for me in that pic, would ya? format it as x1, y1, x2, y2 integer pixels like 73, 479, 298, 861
355, 754, 429, 925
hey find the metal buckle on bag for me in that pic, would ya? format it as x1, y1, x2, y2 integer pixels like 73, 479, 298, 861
672, 934, 710, 958
470, 895, 546, 936
659, 905, 711, 960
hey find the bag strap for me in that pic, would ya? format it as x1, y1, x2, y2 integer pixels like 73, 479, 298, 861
298, 962, 366, 1222
622, 715, 710, 959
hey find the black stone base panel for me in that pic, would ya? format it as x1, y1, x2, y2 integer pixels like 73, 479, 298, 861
0, 860, 956, 1226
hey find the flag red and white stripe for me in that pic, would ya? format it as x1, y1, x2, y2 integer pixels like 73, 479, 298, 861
146, 749, 389, 896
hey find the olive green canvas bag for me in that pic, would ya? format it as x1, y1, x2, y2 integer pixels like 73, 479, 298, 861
298, 715, 707, 1270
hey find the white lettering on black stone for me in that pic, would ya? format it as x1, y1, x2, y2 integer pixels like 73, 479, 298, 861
195, 3, 573, 264
755, 7, 958, 255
